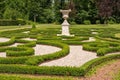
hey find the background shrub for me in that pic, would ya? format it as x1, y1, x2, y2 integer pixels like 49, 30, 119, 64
0, 20, 26, 26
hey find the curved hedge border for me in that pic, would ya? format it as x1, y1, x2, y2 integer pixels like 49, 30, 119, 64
83, 42, 120, 56
25, 40, 69, 65
0, 28, 30, 38
0, 54, 119, 76
0, 27, 120, 77
0, 40, 69, 66
0, 74, 72, 80
80, 54, 120, 75
0, 47, 34, 57
6, 47, 34, 57
0, 20, 26, 26
0, 37, 15, 46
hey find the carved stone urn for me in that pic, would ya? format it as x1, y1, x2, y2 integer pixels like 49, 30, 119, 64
60, 9, 71, 36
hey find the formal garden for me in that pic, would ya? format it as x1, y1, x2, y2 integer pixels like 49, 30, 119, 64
0, 0, 120, 80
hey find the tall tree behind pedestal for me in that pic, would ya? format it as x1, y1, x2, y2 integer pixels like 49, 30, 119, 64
96, 0, 113, 24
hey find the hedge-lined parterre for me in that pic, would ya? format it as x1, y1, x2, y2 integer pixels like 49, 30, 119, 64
83, 42, 120, 56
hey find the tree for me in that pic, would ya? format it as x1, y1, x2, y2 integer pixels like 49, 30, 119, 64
0, 0, 6, 18
96, 0, 113, 24
112, 0, 120, 23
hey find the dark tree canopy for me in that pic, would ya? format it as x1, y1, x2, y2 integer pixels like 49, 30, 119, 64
0, 0, 120, 24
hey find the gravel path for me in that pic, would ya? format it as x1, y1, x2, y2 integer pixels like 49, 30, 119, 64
39, 45, 98, 67
0, 52, 6, 57
80, 59, 120, 80
92, 32, 98, 34
82, 37, 96, 42
106, 52, 120, 56
22, 31, 30, 33
22, 38, 37, 41
33, 44, 61, 56
10, 43, 23, 47
0, 38, 10, 42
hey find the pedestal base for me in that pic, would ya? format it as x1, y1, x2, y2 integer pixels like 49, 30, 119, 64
62, 25, 70, 36
57, 34, 74, 37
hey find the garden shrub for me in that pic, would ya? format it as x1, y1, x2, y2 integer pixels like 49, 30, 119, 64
0, 74, 72, 80
81, 54, 120, 75
6, 47, 34, 57
17, 41, 36, 47
97, 48, 110, 56
0, 29, 30, 38
32, 24, 36, 29
0, 37, 15, 46
83, 20, 91, 25
96, 20, 100, 24
25, 40, 69, 65
0, 57, 27, 64
0, 19, 26, 26
0, 54, 120, 76
83, 42, 120, 56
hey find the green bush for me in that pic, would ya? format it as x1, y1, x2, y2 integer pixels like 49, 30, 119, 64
0, 57, 27, 64
6, 47, 34, 57
32, 24, 36, 29
81, 54, 120, 75
0, 37, 15, 46
108, 20, 115, 24
83, 44, 99, 52
25, 40, 69, 65
18, 41, 36, 47
0, 74, 72, 80
96, 20, 100, 24
97, 48, 109, 56
0, 20, 26, 26
0, 28, 30, 38
83, 20, 91, 25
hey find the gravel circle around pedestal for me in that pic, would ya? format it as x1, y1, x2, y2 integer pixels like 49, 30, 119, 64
39, 45, 98, 67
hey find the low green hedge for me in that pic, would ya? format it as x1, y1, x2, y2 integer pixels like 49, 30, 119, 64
25, 40, 69, 65
0, 29, 30, 38
0, 54, 120, 76
97, 46, 120, 56
0, 46, 34, 57
17, 41, 36, 47
0, 74, 72, 80
0, 19, 26, 26
81, 54, 120, 75
6, 47, 34, 57
0, 64, 83, 76
0, 37, 15, 46
83, 42, 120, 56
0, 57, 27, 64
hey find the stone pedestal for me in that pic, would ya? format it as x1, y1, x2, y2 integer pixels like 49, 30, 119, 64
62, 20, 70, 36
58, 9, 74, 36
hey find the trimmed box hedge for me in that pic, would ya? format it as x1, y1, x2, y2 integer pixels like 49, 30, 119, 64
0, 20, 26, 26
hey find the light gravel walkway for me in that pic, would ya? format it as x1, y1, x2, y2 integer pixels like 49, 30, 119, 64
0, 38, 10, 42
39, 45, 98, 67
10, 43, 23, 47
22, 38, 37, 41
22, 31, 30, 33
92, 32, 98, 34
106, 52, 120, 56
82, 37, 96, 42
33, 44, 61, 56
0, 52, 6, 57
